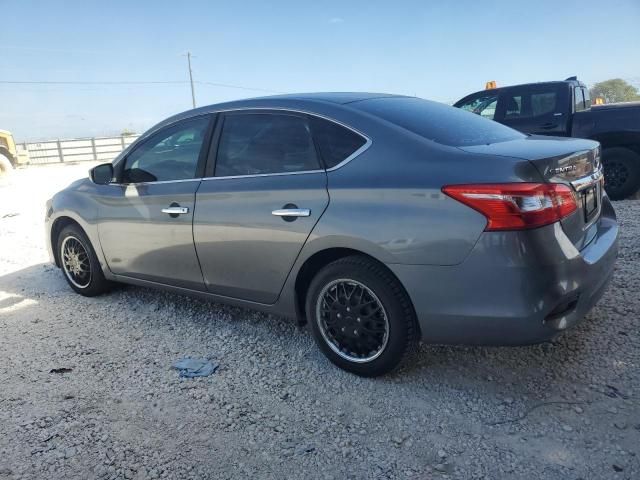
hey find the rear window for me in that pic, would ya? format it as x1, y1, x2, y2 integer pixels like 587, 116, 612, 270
354, 97, 524, 147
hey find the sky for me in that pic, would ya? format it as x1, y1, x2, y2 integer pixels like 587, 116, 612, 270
1, 0, 639, 141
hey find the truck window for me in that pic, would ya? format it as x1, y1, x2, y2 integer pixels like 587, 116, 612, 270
582, 88, 591, 108
531, 92, 556, 116
575, 88, 585, 112
456, 93, 498, 120
502, 86, 559, 119
505, 95, 523, 117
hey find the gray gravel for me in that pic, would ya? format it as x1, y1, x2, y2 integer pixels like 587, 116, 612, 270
0, 163, 639, 479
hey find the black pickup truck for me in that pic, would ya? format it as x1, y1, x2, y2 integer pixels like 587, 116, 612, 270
454, 77, 640, 199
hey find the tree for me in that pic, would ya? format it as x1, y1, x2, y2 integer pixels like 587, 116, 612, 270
590, 78, 640, 104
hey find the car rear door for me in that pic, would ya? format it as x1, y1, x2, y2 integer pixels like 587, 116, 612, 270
496, 84, 569, 136
193, 110, 329, 304
97, 115, 214, 291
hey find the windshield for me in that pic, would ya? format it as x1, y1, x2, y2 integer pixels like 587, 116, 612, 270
354, 96, 525, 147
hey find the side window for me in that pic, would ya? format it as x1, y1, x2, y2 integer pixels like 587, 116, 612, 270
574, 88, 585, 112
531, 92, 557, 116
457, 93, 498, 120
310, 117, 367, 168
504, 87, 558, 119
505, 95, 523, 118
122, 116, 209, 183
215, 113, 320, 176
582, 88, 591, 108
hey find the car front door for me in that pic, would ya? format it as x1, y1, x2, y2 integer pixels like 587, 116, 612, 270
496, 84, 569, 136
97, 115, 213, 290
193, 111, 329, 304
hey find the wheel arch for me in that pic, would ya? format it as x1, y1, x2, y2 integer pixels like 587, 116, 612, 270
590, 132, 640, 155
293, 247, 420, 337
0, 146, 16, 165
50, 216, 87, 267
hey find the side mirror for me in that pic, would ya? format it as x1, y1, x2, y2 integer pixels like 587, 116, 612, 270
90, 163, 114, 185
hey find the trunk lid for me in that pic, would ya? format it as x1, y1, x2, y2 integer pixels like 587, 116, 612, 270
459, 136, 604, 250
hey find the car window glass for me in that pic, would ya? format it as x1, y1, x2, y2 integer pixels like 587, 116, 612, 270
122, 117, 208, 183
354, 97, 524, 147
575, 88, 585, 112
310, 117, 367, 168
215, 113, 320, 176
505, 95, 523, 118
456, 93, 498, 120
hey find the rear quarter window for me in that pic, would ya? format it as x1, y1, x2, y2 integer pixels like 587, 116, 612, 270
310, 117, 367, 168
355, 97, 524, 147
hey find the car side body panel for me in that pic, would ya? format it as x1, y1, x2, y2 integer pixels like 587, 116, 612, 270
46, 179, 108, 272
46, 94, 619, 348
193, 172, 330, 304
95, 180, 205, 291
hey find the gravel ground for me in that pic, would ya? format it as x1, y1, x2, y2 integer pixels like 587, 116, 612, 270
0, 163, 638, 480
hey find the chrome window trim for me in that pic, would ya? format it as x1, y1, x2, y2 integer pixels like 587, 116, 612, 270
114, 107, 372, 185
109, 178, 202, 187
202, 169, 325, 181
325, 137, 372, 172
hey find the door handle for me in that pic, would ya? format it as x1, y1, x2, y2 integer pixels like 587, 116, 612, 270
161, 206, 189, 215
271, 208, 311, 217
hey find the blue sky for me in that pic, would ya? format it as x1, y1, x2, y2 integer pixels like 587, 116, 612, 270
2, 0, 639, 141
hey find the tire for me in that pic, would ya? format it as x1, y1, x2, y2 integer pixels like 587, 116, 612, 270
305, 255, 417, 377
57, 224, 111, 296
0, 151, 13, 177
602, 147, 640, 200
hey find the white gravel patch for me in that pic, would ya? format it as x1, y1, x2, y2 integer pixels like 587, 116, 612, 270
0, 163, 638, 479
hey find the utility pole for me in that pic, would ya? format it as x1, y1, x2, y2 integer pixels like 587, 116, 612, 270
184, 51, 196, 108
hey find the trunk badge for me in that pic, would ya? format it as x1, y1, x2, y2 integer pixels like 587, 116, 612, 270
551, 165, 577, 175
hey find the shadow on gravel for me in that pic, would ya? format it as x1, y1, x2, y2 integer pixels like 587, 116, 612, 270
1, 260, 620, 392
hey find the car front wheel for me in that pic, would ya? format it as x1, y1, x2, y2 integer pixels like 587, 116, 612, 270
306, 256, 417, 377
57, 224, 111, 296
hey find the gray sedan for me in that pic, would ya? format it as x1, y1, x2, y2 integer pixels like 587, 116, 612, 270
46, 93, 618, 376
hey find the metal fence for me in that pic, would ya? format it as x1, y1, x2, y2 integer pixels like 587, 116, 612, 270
24, 134, 140, 165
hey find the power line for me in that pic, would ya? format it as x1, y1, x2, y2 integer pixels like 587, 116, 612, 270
195, 81, 285, 94
0, 79, 287, 94
0, 80, 186, 85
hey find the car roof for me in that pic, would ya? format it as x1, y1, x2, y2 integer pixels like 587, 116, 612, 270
248, 92, 406, 104
149, 93, 413, 135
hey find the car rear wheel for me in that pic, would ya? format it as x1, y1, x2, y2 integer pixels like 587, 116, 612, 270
306, 256, 417, 377
602, 147, 640, 200
57, 224, 111, 296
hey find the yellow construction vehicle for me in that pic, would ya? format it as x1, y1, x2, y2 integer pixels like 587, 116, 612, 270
0, 129, 29, 175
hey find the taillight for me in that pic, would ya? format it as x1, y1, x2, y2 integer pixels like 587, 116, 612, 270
442, 183, 577, 231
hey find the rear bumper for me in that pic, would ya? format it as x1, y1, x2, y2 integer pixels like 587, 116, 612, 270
388, 197, 619, 345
